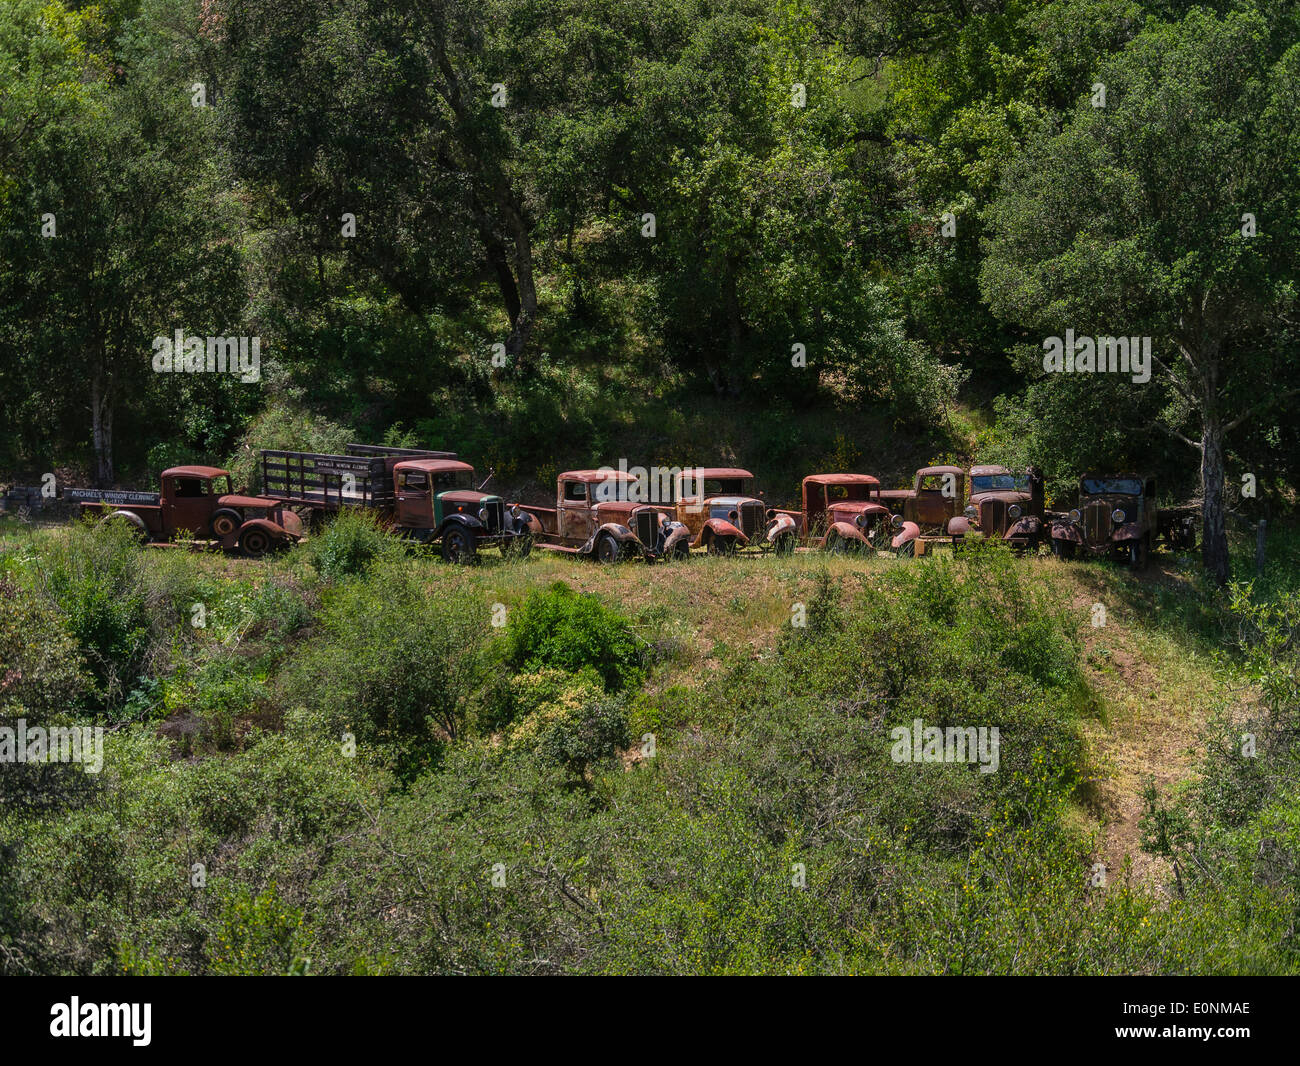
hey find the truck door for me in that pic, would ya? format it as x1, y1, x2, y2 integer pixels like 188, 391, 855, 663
165, 475, 214, 536
396, 469, 433, 529
559, 480, 594, 543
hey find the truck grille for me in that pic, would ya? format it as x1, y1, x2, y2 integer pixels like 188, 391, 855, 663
738, 501, 765, 539
980, 499, 1007, 535
634, 509, 658, 547
483, 498, 504, 533
1083, 502, 1110, 546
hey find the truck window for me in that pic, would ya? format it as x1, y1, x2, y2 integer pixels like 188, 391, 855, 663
173, 477, 207, 498
401, 471, 429, 491
563, 481, 587, 502
433, 470, 473, 491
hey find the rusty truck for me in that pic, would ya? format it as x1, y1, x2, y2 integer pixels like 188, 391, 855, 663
764, 474, 894, 553
1049, 474, 1196, 568
947, 465, 1046, 551
670, 467, 770, 554
260, 444, 532, 562
879, 465, 967, 556
514, 469, 690, 562
68, 466, 304, 557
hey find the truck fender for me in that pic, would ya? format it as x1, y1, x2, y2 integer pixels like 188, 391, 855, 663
580, 522, 636, 556
765, 512, 797, 544
827, 521, 869, 547
1112, 521, 1143, 544
238, 516, 293, 544
519, 512, 545, 535
693, 517, 748, 549
1050, 522, 1082, 544
99, 509, 148, 539
663, 522, 691, 554
946, 516, 973, 537
437, 513, 485, 540
1006, 515, 1041, 540
890, 520, 920, 550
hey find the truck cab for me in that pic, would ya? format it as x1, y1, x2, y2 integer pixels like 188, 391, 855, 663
949, 465, 1045, 549
765, 474, 892, 553
672, 468, 767, 554
392, 458, 530, 562
1050, 473, 1157, 568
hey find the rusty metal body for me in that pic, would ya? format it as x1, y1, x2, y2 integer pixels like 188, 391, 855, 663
260, 444, 530, 562
515, 470, 690, 563
1049, 473, 1159, 567
764, 473, 893, 553
947, 465, 1046, 550
880, 466, 966, 555
72, 466, 303, 558
671, 468, 767, 554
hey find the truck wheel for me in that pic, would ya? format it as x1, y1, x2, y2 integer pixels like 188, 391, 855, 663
774, 533, 795, 556
825, 533, 849, 554
501, 533, 532, 559
596, 535, 622, 563
210, 508, 243, 539
895, 540, 915, 558
1129, 537, 1149, 570
441, 526, 476, 564
1051, 539, 1075, 560
707, 535, 736, 556
239, 528, 273, 558
671, 539, 691, 562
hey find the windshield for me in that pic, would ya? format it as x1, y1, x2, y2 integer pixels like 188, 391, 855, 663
971, 474, 1026, 493
825, 483, 878, 501
1083, 477, 1142, 496
434, 470, 474, 491
591, 479, 633, 502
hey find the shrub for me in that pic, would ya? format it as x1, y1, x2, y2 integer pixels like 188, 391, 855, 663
504, 582, 643, 692
305, 508, 396, 580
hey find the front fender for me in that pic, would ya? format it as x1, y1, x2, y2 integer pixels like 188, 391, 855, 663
947, 516, 974, 537
766, 512, 797, 544
580, 522, 640, 556
663, 523, 691, 553
520, 513, 544, 535
439, 513, 485, 539
1050, 522, 1082, 544
239, 517, 294, 543
890, 521, 920, 549
1006, 515, 1041, 540
1112, 521, 1143, 543
692, 517, 748, 548
828, 521, 869, 547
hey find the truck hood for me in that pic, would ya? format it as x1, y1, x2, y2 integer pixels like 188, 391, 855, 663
219, 494, 284, 509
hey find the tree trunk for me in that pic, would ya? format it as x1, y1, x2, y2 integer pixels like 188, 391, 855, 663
90, 363, 113, 487
1200, 410, 1230, 585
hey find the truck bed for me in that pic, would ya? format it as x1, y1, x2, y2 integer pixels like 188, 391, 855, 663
260, 444, 456, 511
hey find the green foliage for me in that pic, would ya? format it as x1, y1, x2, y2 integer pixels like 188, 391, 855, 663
305, 508, 395, 581
504, 582, 643, 693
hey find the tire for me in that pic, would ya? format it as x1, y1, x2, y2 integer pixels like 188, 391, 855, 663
441, 526, 476, 564
825, 533, 850, 555
596, 534, 621, 563
774, 533, 795, 556
1051, 538, 1075, 560
895, 539, 915, 558
1129, 536, 1149, 570
210, 508, 243, 539
706, 534, 736, 556
501, 533, 533, 559
239, 527, 273, 559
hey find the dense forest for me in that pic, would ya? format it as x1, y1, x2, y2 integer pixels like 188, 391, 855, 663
2, 0, 1300, 977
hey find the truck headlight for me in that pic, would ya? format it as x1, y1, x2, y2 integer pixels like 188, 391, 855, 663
1111, 508, 1125, 523
1069, 509, 1081, 523
964, 505, 977, 519
1008, 504, 1022, 519
854, 513, 868, 528
891, 514, 903, 529
509, 504, 520, 518
478, 507, 489, 522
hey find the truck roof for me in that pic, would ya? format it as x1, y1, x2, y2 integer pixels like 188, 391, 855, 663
918, 465, 965, 477
804, 473, 880, 486
162, 465, 229, 479
969, 465, 1011, 477
559, 470, 640, 483
687, 467, 753, 480
394, 459, 475, 475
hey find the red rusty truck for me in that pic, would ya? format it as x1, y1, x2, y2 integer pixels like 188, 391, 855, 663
514, 469, 691, 562
946, 465, 1046, 551
670, 467, 769, 554
764, 474, 894, 553
260, 445, 532, 562
879, 465, 967, 556
68, 466, 303, 557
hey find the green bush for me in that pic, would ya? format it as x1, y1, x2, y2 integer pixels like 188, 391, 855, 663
305, 508, 395, 580
504, 582, 643, 692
